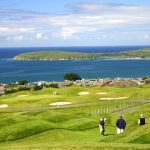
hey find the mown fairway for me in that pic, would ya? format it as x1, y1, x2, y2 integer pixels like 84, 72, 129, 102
0, 85, 150, 149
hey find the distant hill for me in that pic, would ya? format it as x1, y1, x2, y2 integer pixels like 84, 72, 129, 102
13, 48, 150, 60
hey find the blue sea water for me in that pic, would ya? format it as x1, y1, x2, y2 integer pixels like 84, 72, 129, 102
0, 46, 150, 83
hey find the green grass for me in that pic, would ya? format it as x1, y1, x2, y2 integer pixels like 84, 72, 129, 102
0, 85, 150, 149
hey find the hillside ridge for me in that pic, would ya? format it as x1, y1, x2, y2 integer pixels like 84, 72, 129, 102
13, 48, 150, 60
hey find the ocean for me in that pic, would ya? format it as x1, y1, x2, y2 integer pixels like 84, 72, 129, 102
0, 46, 150, 83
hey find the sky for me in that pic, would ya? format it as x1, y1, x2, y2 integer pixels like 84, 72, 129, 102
0, 0, 150, 47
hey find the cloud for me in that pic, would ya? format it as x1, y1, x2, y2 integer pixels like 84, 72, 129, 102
0, 27, 35, 35
1, 3, 150, 27
36, 33, 48, 40
0, 2, 150, 44
58, 27, 78, 40
6, 35, 23, 41
57, 26, 98, 39
36, 33, 42, 39
14, 35, 23, 41
144, 34, 149, 39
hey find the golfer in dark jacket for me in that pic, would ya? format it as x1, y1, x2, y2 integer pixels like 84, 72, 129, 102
99, 118, 106, 136
116, 115, 126, 134
138, 114, 145, 126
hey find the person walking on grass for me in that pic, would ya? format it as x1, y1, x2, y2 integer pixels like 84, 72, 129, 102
116, 115, 126, 134
138, 114, 145, 126
99, 118, 106, 136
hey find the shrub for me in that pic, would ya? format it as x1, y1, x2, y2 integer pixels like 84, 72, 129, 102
18, 86, 31, 91
5, 89, 18, 94
32, 84, 43, 91
64, 73, 81, 81
66, 83, 74, 87
48, 83, 58, 88
18, 80, 28, 85
5, 83, 18, 88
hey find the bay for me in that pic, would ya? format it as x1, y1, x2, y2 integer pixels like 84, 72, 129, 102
0, 46, 150, 83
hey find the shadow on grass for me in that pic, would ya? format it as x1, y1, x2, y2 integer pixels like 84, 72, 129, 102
104, 134, 115, 136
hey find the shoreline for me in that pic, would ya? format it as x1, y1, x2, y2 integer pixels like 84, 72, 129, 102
12, 57, 150, 61
1, 77, 147, 86
12, 48, 150, 61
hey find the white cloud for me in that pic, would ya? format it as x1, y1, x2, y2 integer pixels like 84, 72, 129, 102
0, 27, 10, 33
14, 35, 23, 41
1, 3, 150, 29
36, 33, 48, 40
20, 28, 35, 32
0, 3, 150, 44
36, 33, 42, 39
57, 26, 98, 40
57, 27, 80, 40
6, 35, 23, 41
0, 27, 35, 35
144, 34, 149, 39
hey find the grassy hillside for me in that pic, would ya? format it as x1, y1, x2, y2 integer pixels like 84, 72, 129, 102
114, 48, 150, 58
13, 48, 150, 60
13, 51, 100, 60
0, 85, 150, 149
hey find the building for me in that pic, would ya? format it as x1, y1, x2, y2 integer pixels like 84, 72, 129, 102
0, 86, 5, 95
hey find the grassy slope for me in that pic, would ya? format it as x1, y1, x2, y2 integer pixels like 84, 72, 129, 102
120, 48, 150, 58
13, 48, 150, 60
14, 51, 100, 60
0, 85, 150, 149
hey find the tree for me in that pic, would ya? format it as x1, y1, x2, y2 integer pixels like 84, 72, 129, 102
18, 80, 28, 85
64, 73, 81, 81
32, 84, 43, 91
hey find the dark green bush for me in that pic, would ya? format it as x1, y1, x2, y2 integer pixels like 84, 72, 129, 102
18, 80, 28, 85
5, 89, 18, 94
47, 83, 58, 88
66, 83, 74, 87
18, 86, 31, 91
5, 83, 18, 88
32, 84, 43, 91
64, 73, 81, 81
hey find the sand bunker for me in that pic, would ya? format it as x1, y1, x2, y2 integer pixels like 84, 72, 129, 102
17, 95, 28, 97
49, 102, 72, 106
78, 92, 90, 96
99, 97, 128, 100
0, 104, 8, 108
96, 92, 108, 95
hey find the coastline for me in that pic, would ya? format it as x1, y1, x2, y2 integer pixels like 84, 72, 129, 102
12, 48, 150, 61
12, 57, 150, 61
1, 77, 147, 86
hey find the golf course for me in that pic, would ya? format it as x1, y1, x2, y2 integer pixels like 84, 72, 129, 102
0, 84, 150, 149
